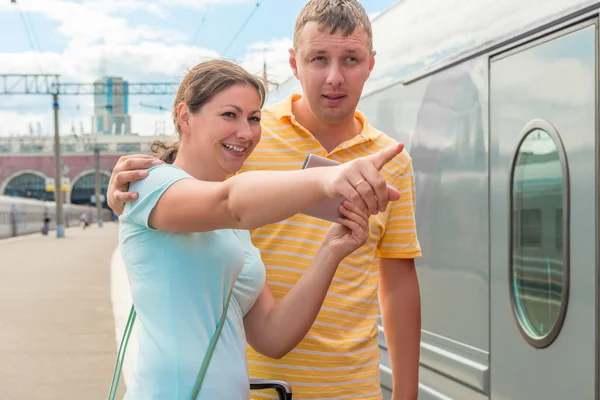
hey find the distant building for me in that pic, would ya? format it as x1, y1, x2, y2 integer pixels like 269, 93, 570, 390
0, 133, 176, 205
93, 77, 131, 135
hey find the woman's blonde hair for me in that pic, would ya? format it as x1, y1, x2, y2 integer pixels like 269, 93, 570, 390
151, 59, 268, 164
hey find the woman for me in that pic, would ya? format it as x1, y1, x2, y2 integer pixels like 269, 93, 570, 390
118, 59, 403, 399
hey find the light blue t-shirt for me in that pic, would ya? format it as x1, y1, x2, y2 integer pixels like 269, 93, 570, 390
119, 164, 266, 400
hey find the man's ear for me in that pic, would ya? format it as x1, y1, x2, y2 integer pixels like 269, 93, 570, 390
289, 48, 299, 79
366, 50, 376, 79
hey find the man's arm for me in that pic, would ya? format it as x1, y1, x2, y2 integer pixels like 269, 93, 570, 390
379, 257, 421, 400
376, 152, 421, 400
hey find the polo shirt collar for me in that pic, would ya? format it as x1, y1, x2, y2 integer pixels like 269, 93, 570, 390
271, 93, 381, 142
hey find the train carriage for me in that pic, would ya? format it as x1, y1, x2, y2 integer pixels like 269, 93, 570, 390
0, 195, 112, 239
270, 0, 600, 398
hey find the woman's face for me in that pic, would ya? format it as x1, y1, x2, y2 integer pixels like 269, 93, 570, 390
178, 83, 262, 177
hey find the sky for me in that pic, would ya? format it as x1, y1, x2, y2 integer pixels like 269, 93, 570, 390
0, 0, 397, 137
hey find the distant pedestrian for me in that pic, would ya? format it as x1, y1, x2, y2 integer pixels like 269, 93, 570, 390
41, 213, 50, 235
80, 212, 89, 229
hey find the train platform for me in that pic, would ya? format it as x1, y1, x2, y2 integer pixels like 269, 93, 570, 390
0, 222, 126, 400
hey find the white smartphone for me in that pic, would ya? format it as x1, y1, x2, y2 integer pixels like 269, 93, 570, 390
301, 154, 345, 223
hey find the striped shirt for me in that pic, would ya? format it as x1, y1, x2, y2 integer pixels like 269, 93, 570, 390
240, 94, 421, 399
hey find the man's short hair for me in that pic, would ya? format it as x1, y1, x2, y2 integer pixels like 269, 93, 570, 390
293, 0, 373, 50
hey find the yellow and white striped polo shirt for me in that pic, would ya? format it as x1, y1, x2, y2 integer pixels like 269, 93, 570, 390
240, 94, 421, 399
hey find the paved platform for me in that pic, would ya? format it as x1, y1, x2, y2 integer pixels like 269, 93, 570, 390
0, 223, 126, 400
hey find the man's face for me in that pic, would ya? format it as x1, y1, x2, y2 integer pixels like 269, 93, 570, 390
290, 21, 375, 124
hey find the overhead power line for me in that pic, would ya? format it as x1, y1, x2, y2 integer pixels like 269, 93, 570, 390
14, 0, 45, 73
190, 5, 211, 46
176, 4, 212, 77
222, 0, 266, 57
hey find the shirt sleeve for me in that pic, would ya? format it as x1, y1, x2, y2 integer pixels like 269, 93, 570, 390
123, 164, 193, 229
377, 156, 422, 259
231, 229, 266, 316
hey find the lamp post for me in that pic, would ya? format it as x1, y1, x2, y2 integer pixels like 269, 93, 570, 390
53, 93, 65, 238
94, 142, 103, 227
80, 135, 104, 227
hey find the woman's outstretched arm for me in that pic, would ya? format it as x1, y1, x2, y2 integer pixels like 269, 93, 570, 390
149, 143, 403, 232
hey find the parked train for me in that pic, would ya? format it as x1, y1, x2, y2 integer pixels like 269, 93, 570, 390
268, 0, 599, 399
0, 195, 113, 239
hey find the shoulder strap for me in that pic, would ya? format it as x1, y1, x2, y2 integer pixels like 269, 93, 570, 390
106, 305, 136, 400
106, 289, 234, 400
189, 289, 233, 398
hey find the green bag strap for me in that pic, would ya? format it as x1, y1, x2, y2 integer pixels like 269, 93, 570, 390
107, 305, 136, 400
189, 289, 233, 399
107, 289, 234, 400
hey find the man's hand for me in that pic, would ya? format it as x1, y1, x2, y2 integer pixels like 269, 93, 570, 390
323, 200, 370, 260
107, 154, 163, 216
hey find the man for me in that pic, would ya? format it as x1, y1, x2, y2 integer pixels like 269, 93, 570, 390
42, 212, 50, 235
107, 1, 421, 399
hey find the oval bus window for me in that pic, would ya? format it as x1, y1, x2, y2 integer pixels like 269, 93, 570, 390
510, 123, 569, 348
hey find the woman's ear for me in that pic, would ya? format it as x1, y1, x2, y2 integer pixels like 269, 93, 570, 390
176, 102, 190, 133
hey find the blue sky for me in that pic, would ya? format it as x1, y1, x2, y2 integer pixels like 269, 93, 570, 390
0, 0, 397, 136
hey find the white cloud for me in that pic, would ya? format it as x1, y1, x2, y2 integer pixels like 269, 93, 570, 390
0, 109, 54, 137
84, 0, 165, 17
0, 41, 219, 82
0, 0, 291, 136
0, 41, 220, 136
162, 0, 251, 7
240, 37, 294, 86
1, 0, 185, 47
0, 0, 165, 15
0, 35, 292, 136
